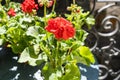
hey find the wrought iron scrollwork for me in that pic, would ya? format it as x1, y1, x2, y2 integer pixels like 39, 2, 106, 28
89, 2, 120, 80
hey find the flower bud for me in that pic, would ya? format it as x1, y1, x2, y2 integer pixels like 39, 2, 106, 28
47, 1, 54, 8
39, 3, 43, 7
38, 0, 41, 3
67, 7, 71, 11
76, 8, 80, 13
7, 8, 16, 16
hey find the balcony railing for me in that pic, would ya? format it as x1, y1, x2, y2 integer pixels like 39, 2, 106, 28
88, 0, 120, 80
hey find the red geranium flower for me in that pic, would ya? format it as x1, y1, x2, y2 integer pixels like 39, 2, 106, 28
21, 0, 38, 13
7, 8, 16, 16
45, 17, 75, 40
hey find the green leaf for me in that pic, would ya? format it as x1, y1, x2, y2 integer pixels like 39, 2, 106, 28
21, 16, 33, 23
86, 17, 95, 25
6, 27, 25, 43
0, 39, 4, 46
0, 8, 6, 19
0, 26, 6, 35
18, 47, 47, 66
42, 62, 63, 80
76, 30, 88, 42
49, 73, 58, 80
61, 62, 80, 80
18, 47, 31, 63
11, 42, 26, 53
42, 62, 55, 80
5, 27, 28, 53
26, 26, 39, 38
85, 16, 95, 29
71, 41, 83, 50
73, 55, 88, 66
33, 44, 40, 55
42, 62, 81, 80
78, 46, 95, 65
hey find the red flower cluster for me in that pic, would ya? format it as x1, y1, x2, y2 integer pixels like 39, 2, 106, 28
7, 8, 16, 16
21, 0, 38, 13
45, 17, 75, 40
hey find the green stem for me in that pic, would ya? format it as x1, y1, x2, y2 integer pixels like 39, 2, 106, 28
46, 48, 54, 67
0, 0, 2, 4
52, 0, 56, 12
44, 5, 46, 17
44, 4, 47, 25
5, 0, 10, 7
73, 0, 75, 4
55, 41, 60, 68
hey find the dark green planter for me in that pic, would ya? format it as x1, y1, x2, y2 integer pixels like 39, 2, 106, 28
0, 47, 99, 80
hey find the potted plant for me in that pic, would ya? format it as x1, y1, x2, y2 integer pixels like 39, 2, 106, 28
0, 0, 96, 80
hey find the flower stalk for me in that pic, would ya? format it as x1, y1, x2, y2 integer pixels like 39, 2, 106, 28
73, 0, 76, 4
52, 0, 56, 12
5, 0, 10, 7
44, 4, 47, 17
44, 4, 47, 25
55, 41, 60, 68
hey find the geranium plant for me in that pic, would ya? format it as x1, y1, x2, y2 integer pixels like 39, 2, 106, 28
0, 0, 95, 80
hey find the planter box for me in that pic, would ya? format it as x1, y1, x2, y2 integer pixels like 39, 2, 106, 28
0, 47, 99, 80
